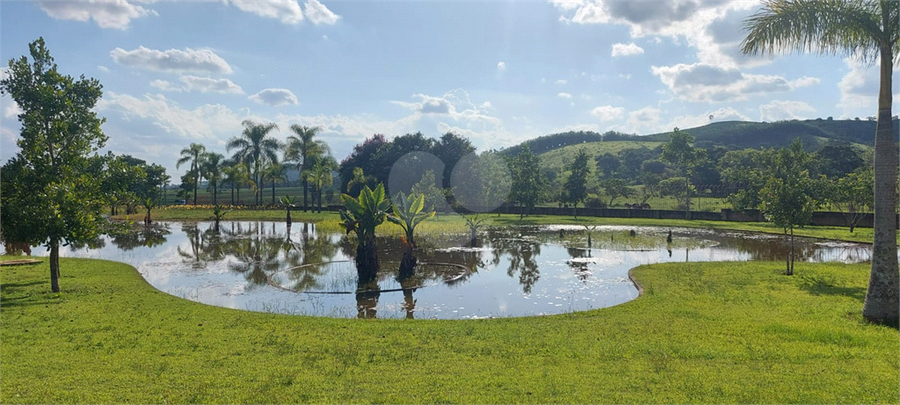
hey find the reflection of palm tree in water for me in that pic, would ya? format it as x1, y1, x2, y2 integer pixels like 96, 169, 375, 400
356, 280, 379, 319
109, 223, 171, 251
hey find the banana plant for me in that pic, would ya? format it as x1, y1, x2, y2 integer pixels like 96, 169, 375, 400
211, 204, 229, 233
339, 184, 391, 282
387, 191, 435, 278
463, 214, 486, 246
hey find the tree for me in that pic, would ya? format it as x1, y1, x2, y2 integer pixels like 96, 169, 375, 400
346, 167, 375, 194
410, 170, 445, 214
286, 125, 328, 211
100, 153, 145, 216
601, 177, 634, 206
432, 132, 475, 188
223, 161, 251, 206
562, 149, 591, 218
261, 161, 286, 206
176, 143, 206, 205
0, 37, 109, 293
831, 167, 875, 233
661, 129, 707, 218
306, 156, 337, 212
743, 0, 899, 325
596, 153, 621, 178
202, 152, 224, 206
227, 120, 281, 206
509, 145, 543, 218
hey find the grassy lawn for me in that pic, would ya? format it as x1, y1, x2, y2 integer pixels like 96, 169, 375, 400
1, 257, 896, 403
126, 207, 877, 244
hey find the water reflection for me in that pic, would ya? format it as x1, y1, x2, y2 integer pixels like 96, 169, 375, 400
16, 221, 875, 319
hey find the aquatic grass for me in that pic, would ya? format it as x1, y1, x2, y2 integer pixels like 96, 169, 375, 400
1, 257, 896, 403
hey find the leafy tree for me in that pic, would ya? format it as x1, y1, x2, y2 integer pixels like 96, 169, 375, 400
562, 149, 591, 218
0, 37, 109, 292
719, 148, 776, 211
223, 161, 251, 206
661, 129, 707, 218
410, 170, 445, 214
450, 150, 512, 213
509, 145, 543, 218
176, 143, 206, 205
202, 152, 224, 206
286, 125, 328, 211
227, 120, 281, 206
659, 177, 694, 210
742, 0, 899, 325
346, 167, 375, 194
339, 134, 389, 193
100, 153, 146, 215
758, 140, 821, 275
601, 177, 634, 206
339, 184, 392, 283
596, 153, 621, 178
432, 132, 475, 188
831, 167, 875, 233
817, 142, 865, 178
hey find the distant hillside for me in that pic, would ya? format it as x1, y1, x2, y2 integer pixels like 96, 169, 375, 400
539, 140, 663, 176
501, 119, 898, 158
644, 119, 900, 150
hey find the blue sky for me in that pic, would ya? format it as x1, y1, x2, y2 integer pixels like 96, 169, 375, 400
1, 0, 896, 176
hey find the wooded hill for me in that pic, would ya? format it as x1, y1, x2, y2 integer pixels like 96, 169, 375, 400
501, 118, 900, 157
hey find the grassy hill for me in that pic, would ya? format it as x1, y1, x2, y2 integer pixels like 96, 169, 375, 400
538, 140, 663, 175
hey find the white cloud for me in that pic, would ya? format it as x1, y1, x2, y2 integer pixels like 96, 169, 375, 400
558, 92, 573, 99
590, 105, 624, 121
227, 0, 304, 24
249, 88, 299, 106
36, 0, 157, 29
619, 106, 662, 134
150, 79, 179, 92
611, 42, 644, 57
180, 76, 244, 94
96, 92, 245, 141
667, 107, 749, 129
758, 100, 816, 122
98, 65, 111, 73
304, 0, 341, 24
110, 46, 233, 74
555, 79, 568, 85
835, 57, 900, 117
497, 61, 507, 72
652, 63, 819, 102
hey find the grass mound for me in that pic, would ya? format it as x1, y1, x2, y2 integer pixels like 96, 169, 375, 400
1, 257, 896, 403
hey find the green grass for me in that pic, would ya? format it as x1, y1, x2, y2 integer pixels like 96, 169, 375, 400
538, 140, 663, 175
1, 257, 896, 403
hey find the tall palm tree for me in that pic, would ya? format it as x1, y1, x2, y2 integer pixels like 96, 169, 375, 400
176, 143, 206, 205
285, 125, 329, 212
227, 120, 281, 206
202, 152, 224, 206
742, 0, 899, 325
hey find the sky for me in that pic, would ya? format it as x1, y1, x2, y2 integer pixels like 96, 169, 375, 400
1, 0, 897, 177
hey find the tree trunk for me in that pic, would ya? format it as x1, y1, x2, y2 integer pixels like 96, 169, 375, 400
50, 242, 60, 293
303, 178, 309, 212
286, 207, 292, 225
399, 245, 417, 280
230, 183, 234, 206
788, 227, 794, 276
863, 39, 899, 326
212, 183, 217, 206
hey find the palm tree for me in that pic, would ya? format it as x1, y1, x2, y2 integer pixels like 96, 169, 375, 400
227, 120, 281, 206
285, 125, 329, 212
261, 161, 286, 206
202, 152, 225, 206
742, 0, 899, 325
306, 156, 337, 213
176, 143, 206, 205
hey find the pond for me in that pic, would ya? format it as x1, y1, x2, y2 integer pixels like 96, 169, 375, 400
15, 221, 872, 319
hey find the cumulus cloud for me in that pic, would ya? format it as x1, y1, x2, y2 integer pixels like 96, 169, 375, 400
180, 76, 244, 94
150, 79, 179, 92
554, 0, 760, 69
591, 105, 625, 121
110, 46, 233, 74
758, 100, 816, 122
667, 107, 749, 129
558, 92, 573, 99
555, 79, 568, 85
497, 61, 507, 72
305, 0, 341, 24
36, 0, 157, 29
249, 88, 299, 106
97, 92, 244, 141
836, 57, 900, 117
611, 42, 644, 57
652, 63, 820, 102
227, 0, 305, 24
619, 106, 662, 134
98, 65, 111, 73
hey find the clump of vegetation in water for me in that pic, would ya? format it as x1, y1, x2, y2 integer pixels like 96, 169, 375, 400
339, 184, 391, 283
387, 191, 434, 279
464, 215, 487, 246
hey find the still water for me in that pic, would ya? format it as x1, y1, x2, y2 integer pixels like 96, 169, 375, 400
22, 221, 871, 319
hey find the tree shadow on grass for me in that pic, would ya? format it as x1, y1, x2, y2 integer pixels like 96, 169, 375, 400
798, 274, 866, 301
1, 280, 56, 308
